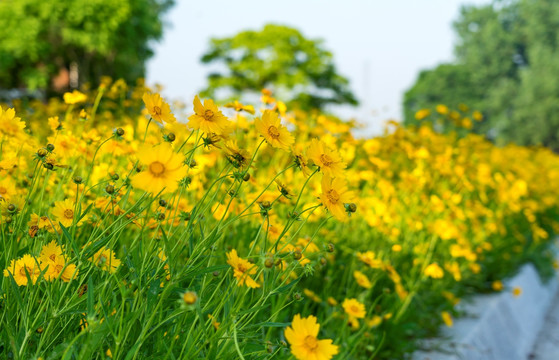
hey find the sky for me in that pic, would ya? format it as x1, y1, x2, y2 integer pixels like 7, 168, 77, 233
147, 0, 491, 135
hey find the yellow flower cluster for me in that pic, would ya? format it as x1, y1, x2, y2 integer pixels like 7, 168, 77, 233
2, 79, 558, 359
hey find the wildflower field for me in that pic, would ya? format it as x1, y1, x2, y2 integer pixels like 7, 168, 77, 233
1, 79, 559, 359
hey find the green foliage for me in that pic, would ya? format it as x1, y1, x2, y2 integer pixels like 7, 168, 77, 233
200, 24, 358, 110
403, 0, 559, 148
0, 0, 174, 91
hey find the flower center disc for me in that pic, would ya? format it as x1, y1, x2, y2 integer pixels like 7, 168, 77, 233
320, 154, 333, 166
153, 106, 162, 116
268, 126, 280, 139
49, 254, 56, 262
326, 189, 340, 204
149, 161, 166, 176
204, 109, 214, 120
0, 187, 6, 194
64, 209, 74, 219
304, 335, 318, 350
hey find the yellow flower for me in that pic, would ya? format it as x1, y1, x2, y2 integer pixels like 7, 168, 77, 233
367, 315, 382, 328
51, 199, 81, 227
320, 175, 352, 221
3, 254, 40, 286
415, 109, 431, 120
183, 291, 198, 305
356, 251, 383, 268
90, 247, 121, 273
436, 104, 448, 115
342, 298, 366, 319
492, 280, 504, 291
188, 95, 231, 135
0, 107, 25, 138
39, 241, 78, 282
293, 144, 311, 177
307, 139, 346, 178
224, 100, 255, 114
284, 314, 339, 360
353, 270, 372, 289
142, 92, 176, 123
255, 110, 294, 150
0, 178, 17, 202
441, 311, 453, 327
132, 144, 187, 194
473, 110, 483, 121
63, 90, 87, 105
226, 249, 260, 288
48, 116, 62, 131
224, 140, 251, 170
512, 287, 522, 297
208, 314, 220, 330
39, 240, 64, 269
424, 263, 444, 279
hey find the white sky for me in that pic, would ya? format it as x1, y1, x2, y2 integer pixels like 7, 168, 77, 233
147, 0, 490, 135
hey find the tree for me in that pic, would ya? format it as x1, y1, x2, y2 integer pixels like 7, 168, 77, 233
403, 0, 559, 148
200, 24, 358, 111
0, 0, 174, 92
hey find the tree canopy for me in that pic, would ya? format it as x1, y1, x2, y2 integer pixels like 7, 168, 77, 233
0, 0, 174, 92
200, 24, 358, 111
404, 0, 559, 148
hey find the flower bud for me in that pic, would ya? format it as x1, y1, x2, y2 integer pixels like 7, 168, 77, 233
115, 128, 125, 136
182, 291, 198, 305
46, 143, 55, 152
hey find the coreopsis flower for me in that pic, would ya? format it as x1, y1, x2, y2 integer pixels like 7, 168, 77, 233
132, 144, 187, 194
513, 287, 522, 297
255, 110, 294, 150
307, 139, 346, 178
473, 110, 483, 121
90, 247, 121, 273
226, 249, 260, 288
320, 176, 352, 221
342, 298, 366, 319
142, 93, 176, 124
188, 95, 231, 135
441, 311, 453, 327
52, 199, 84, 227
224, 100, 255, 114
182, 291, 198, 305
415, 109, 431, 120
40, 241, 64, 265
63, 90, 87, 105
292, 145, 311, 177
353, 270, 372, 289
0, 107, 25, 138
424, 263, 444, 279
3, 254, 40, 286
492, 280, 504, 291
284, 314, 339, 360
436, 104, 449, 115
0, 178, 17, 202
39, 241, 78, 282
224, 140, 251, 169
48, 116, 62, 131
